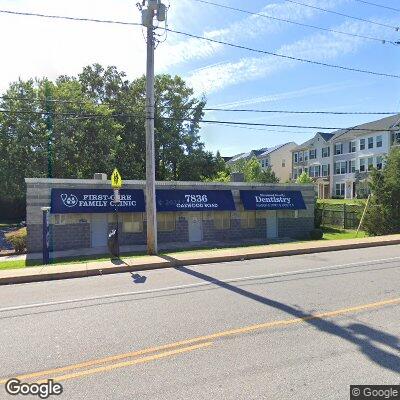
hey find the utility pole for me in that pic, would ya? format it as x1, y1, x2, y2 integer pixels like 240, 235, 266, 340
140, 0, 167, 255
44, 82, 53, 178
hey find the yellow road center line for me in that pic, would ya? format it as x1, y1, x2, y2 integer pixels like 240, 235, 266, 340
1, 296, 399, 384
36, 342, 213, 383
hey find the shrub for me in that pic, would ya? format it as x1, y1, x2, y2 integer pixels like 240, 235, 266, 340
5, 227, 27, 254
309, 228, 323, 240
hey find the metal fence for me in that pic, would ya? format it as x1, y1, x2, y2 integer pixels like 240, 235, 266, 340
316, 204, 363, 230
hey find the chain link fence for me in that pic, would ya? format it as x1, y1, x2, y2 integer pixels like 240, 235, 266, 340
316, 203, 364, 230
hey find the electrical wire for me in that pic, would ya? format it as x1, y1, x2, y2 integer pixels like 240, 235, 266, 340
352, 0, 400, 13
2, 96, 397, 115
1, 109, 398, 132
1, 9, 399, 78
189, 0, 397, 45
0, 9, 142, 27
286, 0, 399, 31
165, 28, 400, 79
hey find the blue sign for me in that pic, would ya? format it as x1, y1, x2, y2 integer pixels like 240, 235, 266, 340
240, 190, 306, 210
156, 190, 236, 212
51, 189, 145, 214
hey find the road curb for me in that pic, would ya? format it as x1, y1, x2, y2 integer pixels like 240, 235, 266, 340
1, 237, 400, 285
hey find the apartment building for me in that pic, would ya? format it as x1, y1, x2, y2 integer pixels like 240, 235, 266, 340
227, 142, 297, 182
331, 114, 400, 199
291, 132, 334, 198
291, 114, 400, 199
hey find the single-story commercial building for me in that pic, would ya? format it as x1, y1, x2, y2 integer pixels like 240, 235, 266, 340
25, 175, 315, 255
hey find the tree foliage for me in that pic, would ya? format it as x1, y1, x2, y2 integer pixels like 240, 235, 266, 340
296, 172, 313, 184
0, 64, 225, 218
363, 148, 400, 235
228, 157, 279, 183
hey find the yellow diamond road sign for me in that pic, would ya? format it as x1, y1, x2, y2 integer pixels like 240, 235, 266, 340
111, 169, 122, 189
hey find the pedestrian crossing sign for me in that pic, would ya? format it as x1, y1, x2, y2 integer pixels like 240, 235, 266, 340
111, 169, 122, 189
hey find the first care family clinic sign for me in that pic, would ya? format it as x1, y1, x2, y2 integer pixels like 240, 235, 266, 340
51, 189, 145, 213
50, 188, 307, 214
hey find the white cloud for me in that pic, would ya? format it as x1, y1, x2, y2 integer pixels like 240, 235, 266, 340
185, 18, 395, 95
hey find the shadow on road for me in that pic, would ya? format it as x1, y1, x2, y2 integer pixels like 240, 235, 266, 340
174, 264, 400, 374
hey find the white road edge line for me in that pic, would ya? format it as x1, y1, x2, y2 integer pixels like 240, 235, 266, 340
1, 256, 400, 313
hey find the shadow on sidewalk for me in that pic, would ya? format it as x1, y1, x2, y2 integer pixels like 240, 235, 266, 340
172, 262, 400, 374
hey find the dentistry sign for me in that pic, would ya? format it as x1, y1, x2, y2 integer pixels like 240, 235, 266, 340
240, 190, 306, 210
51, 189, 145, 213
156, 190, 236, 212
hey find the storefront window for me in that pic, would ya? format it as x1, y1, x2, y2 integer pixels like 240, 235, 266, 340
214, 212, 231, 230
123, 213, 143, 233
240, 211, 256, 229
157, 213, 176, 232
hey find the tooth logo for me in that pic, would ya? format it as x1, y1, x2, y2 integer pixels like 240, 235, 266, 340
61, 193, 78, 208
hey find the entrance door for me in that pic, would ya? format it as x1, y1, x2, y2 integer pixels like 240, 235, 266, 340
91, 214, 108, 247
266, 211, 278, 239
188, 213, 203, 242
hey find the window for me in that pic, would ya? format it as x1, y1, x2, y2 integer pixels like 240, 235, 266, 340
214, 212, 231, 230
335, 183, 345, 197
260, 159, 264, 168
157, 213, 175, 232
322, 147, 330, 158
298, 152, 303, 162
360, 138, 366, 150
368, 137, 374, 149
309, 165, 320, 177
349, 160, 356, 173
368, 157, 374, 171
294, 152, 298, 163
123, 213, 143, 233
376, 156, 383, 170
376, 135, 383, 148
359, 158, 366, 172
322, 164, 330, 177
53, 215, 67, 225
309, 149, 317, 159
282, 159, 286, 168
334, 143, 343, 155
334, 161, 346, 175
240, 212, 256, 229
349, 141, 356, 153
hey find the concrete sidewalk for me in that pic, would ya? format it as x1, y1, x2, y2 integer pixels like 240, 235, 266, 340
1, 234, 400, 285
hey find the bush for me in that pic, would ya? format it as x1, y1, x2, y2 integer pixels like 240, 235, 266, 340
5, 227, 27, 254
309, 228, 323, 240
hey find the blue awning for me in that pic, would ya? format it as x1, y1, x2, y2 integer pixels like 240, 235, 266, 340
240, 190, 306, 210
156, 189, 236, 212
51, 189, 145, 213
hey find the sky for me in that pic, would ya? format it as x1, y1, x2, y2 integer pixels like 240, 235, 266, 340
0, 0, 400, 157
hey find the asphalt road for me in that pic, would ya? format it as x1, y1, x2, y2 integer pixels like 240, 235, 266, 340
0, 245, 399, 400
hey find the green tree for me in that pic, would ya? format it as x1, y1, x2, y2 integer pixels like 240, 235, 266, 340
228, 157, 280, 183
296, 172, 313, 184
0, 64, 227, 218
363, 148, 400, 235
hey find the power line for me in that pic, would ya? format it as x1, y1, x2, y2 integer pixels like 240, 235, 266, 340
2, 96, 397, 115
1, 9, 399, 78
166, 28, 400, 79
352, 0, 400, 13
0, 9, 142, 27
189, 0, 397, 45
203, 108, 397, 115
1, 109, 398, 132
286, 0, 400, 31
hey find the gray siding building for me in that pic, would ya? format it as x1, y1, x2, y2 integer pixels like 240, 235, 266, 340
26, 176, 315, 255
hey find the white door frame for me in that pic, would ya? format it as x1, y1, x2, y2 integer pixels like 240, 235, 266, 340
266, 211, 278, 239
91, 214, 108, 247
188, 212, 203, 242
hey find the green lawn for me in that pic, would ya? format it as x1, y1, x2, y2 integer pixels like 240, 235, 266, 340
322, 226, 367, 240
317, 199, 366, 206
0, 227, 369, 272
